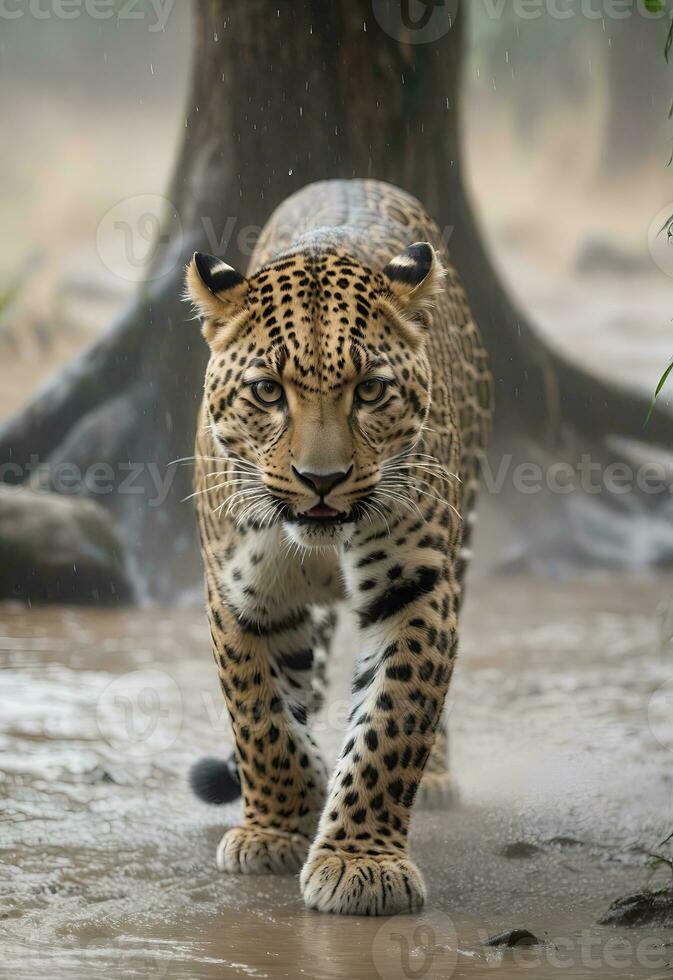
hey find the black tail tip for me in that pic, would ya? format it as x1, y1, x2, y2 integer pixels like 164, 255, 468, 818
189, 755, 241, 805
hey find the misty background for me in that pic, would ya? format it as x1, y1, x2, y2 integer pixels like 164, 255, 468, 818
2, 3, 672, 408
2, 6, 673, 973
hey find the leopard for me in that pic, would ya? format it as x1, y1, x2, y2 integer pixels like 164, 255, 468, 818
183, 178, 492, 916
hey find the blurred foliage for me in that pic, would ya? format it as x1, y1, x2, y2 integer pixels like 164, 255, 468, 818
633, 0, 673, 422
646, 358, 673, 425
647, 831, 673, 884
643, 0, 673, 60
0, 280, 20, 316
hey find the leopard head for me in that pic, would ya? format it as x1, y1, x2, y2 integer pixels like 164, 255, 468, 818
185, 242, 444, 547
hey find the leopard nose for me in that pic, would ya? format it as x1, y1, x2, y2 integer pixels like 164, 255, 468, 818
292, 466, 352, 498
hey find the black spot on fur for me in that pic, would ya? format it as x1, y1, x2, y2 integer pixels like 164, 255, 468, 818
358, 567, 440, 628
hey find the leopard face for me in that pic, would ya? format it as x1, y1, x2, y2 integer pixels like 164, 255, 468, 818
187, 243, 443, 548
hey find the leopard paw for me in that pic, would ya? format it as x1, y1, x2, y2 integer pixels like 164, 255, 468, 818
216, 825, 311, 874
300, 845, 426, 915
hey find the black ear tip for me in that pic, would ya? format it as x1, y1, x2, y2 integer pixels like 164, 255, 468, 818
408, 242, 434, 267
384, 242, 435, 287
193, 251, 217, 282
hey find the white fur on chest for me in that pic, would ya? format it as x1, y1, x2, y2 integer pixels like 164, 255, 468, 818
216, 527, 344, 618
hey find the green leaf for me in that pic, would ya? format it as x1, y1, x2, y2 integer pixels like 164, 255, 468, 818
666, 19, 673, 63
645, 0, 665, 12
645, 357, 673, 426
658, 212, 673, 235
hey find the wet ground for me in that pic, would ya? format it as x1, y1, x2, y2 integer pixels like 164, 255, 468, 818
1, 574, 673, 979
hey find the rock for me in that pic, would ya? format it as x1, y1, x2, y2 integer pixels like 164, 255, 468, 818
0, 486, 134, 604
599, 890, 673, 928
483, 929, 540, 948
501, 841, 540, 859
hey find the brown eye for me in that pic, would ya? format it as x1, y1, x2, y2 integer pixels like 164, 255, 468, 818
356, 379, 387, 404
251, 380, 283, 405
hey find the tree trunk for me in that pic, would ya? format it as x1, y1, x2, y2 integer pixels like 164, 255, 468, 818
1, 0, 670, 600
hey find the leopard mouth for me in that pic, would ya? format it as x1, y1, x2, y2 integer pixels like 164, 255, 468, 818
289, 503, 355, 526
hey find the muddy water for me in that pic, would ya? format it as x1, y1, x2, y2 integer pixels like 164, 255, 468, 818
1, 575, 672, 979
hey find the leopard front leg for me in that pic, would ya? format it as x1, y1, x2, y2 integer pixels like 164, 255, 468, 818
207, 575, 328, 875
300, 538, 458, 915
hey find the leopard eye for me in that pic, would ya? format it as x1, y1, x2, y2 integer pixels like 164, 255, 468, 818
356, 379, 387, 404
251, 380, 284, 405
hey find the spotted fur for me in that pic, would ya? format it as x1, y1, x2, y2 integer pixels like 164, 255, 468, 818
185, 179, 492, 915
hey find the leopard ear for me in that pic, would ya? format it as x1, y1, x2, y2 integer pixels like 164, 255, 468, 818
184, 252, 249, 342
382, 242, 445, 314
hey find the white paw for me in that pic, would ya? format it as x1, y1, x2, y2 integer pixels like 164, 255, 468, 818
300, 846, 426, 915
216, 826, 311, 874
